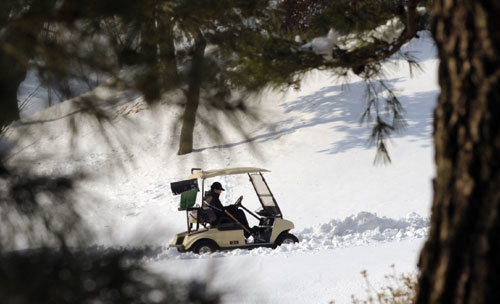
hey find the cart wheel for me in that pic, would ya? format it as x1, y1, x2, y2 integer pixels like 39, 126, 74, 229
275, 232, 299, 247
192, 240, 218, 254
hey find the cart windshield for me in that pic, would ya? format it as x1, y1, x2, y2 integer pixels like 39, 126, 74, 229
249, 172, 282, 217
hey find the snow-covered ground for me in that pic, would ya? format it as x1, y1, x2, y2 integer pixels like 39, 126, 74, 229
7, 33, 437, 303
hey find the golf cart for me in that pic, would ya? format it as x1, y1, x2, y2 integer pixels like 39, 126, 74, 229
169, 167, 298, 254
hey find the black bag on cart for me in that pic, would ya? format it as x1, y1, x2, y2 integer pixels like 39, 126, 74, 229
170, 179, 199, 210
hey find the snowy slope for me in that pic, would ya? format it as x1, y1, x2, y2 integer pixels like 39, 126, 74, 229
151, 239, 424, 303
7, 33, 437, 303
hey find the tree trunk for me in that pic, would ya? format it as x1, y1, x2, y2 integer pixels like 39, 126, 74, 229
0, 1, 21, 130
138, 5, 161, 103
157, 15, 179, 90
416, 1, 500, 303
177, 31, 206, 155
0, 49, 26, 130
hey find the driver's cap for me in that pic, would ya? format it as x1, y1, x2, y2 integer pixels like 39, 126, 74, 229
211, 182, 225, 191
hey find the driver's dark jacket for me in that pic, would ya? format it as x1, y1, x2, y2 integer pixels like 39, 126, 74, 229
203, 190, 224, 218
202, 190, 251, 237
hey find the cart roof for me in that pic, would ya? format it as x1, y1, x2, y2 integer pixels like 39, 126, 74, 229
189, 167, 270, 179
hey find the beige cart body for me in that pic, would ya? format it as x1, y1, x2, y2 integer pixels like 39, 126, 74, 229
169, 167, 298, 253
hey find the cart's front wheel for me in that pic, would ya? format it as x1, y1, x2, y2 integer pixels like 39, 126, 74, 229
275, 232, 299, 247
192, 240, 218, 254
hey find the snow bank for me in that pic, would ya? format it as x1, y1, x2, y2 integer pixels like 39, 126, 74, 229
151, 212, 428, 261
298, 211, 428, 247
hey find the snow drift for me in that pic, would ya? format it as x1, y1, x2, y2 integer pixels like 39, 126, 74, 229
152, 212, 428, 260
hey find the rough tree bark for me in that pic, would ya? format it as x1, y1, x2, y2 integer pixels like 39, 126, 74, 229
177, 31, 206, 155
416, 0, 500, 303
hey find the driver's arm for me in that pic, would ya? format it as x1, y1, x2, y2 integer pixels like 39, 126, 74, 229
204, 195, 223, 212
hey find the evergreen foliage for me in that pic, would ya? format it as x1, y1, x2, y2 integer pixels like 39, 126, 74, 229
0, 152, 222, 303
1, 0, 431, 158
225, 0, 430, 162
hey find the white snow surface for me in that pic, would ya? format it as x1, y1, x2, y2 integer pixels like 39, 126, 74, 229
7, 34, 438, 303
153, 212, 428, 261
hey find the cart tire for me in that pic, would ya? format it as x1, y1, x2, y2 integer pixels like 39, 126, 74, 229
274, 232, 299, 247
192, 240, 218, 254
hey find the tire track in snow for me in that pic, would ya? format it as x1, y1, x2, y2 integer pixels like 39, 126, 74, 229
152, 212, 429, 260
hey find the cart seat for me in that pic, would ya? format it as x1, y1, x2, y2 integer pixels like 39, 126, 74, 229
198, 207, 217, 225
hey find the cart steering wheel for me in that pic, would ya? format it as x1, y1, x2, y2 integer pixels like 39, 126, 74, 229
234, 195, 243, 207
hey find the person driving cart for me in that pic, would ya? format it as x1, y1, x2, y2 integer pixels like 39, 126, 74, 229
169, 167, 298, 254
203, 181, 253, 237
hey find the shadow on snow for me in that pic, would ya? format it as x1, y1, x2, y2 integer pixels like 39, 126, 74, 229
196, 77, 437, 155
